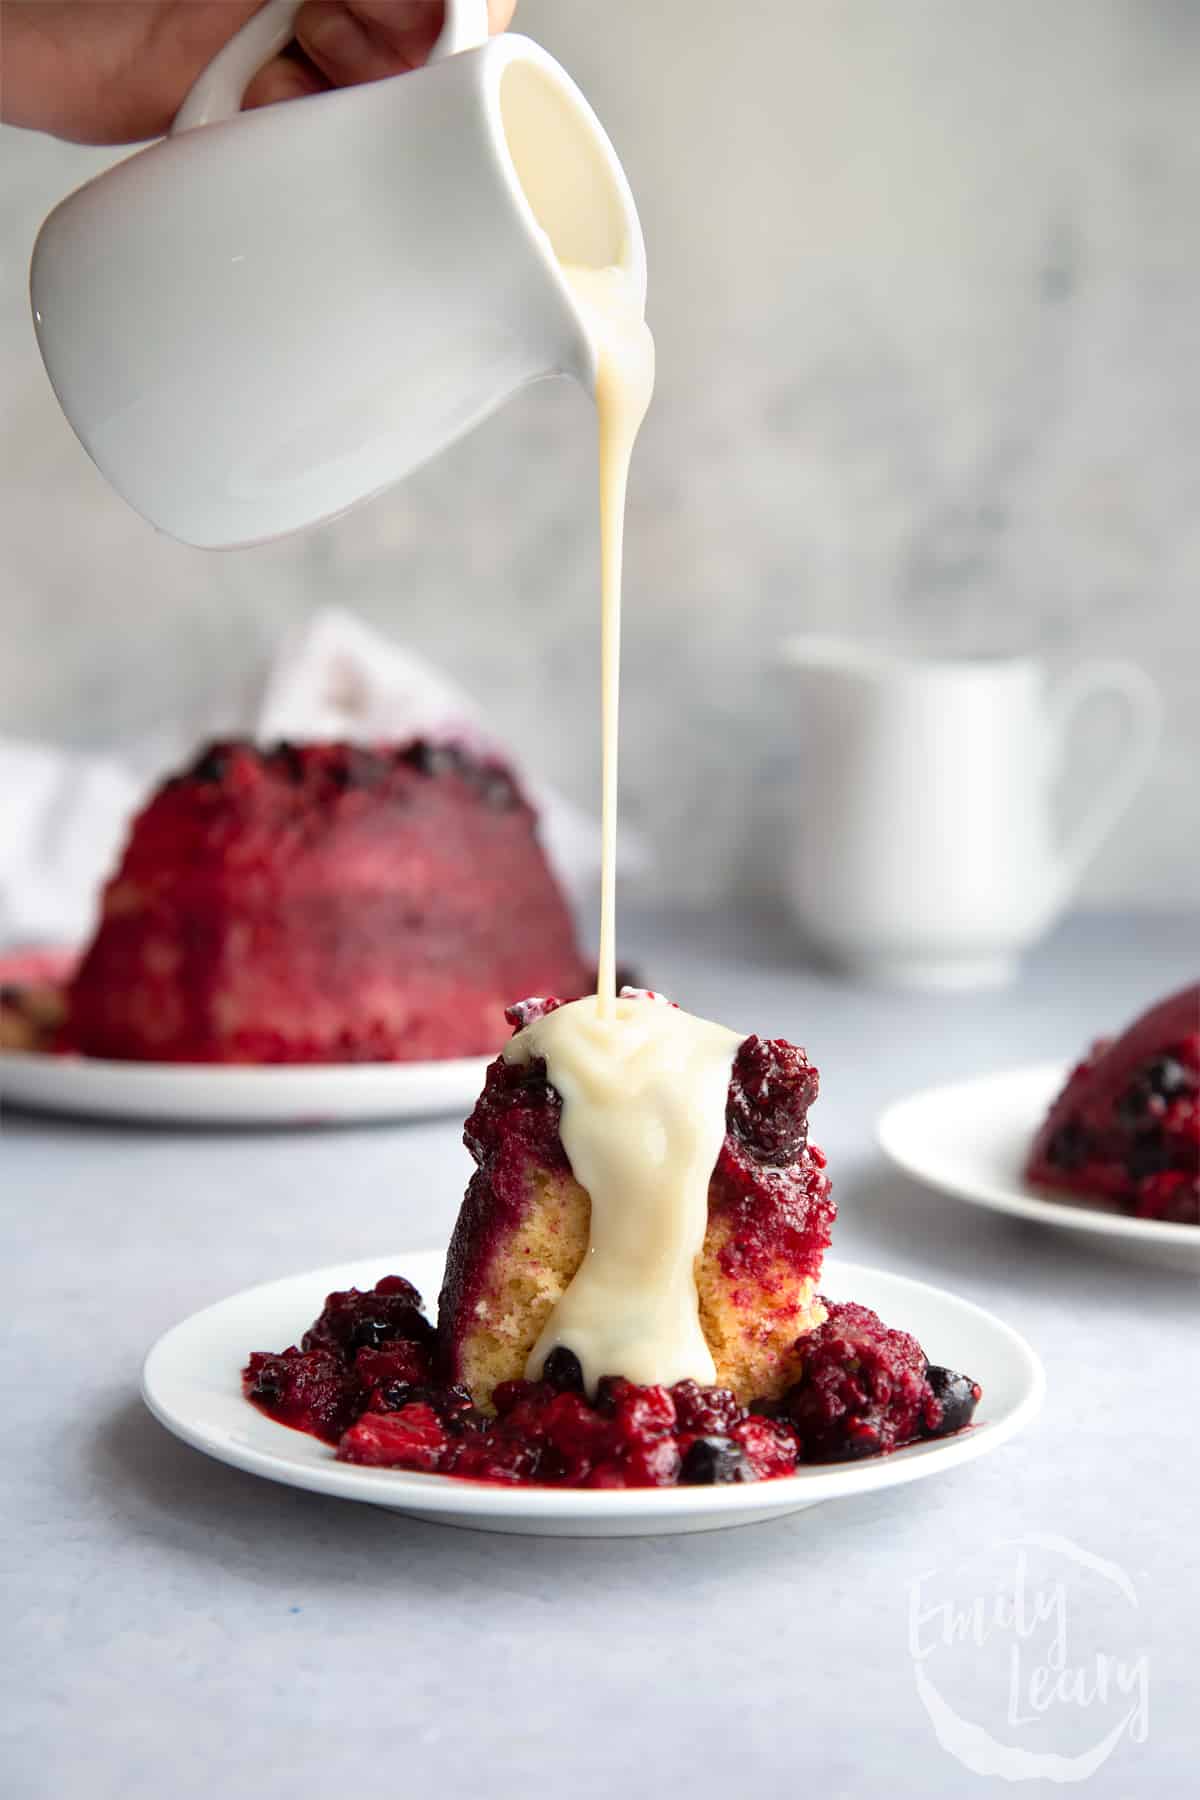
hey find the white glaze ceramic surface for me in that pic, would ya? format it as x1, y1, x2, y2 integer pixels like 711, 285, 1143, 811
0, 1048, 491, 1126
143, 1248, 1044, 1537
779, 641, 1161, 987
30, 8, 644, 547
878, 1062, 1200, 1272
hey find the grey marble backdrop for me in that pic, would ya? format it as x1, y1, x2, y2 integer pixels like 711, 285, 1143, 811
1, 0, 1197, 908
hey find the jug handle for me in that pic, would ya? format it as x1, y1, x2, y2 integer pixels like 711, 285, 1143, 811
173, 0, 491, 134
1049, 659, 1163, 896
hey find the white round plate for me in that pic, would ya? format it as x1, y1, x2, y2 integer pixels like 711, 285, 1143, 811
142, 1248, 1044, 1538
0, 1050, 491, 1127
878, 1063, 1200, 1273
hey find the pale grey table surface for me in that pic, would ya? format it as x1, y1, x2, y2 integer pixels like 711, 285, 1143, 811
2, 909, 1196, 1800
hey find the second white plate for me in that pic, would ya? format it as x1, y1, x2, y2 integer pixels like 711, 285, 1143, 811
0, 1049, 492, 1127
878, 1063, 1200, 1272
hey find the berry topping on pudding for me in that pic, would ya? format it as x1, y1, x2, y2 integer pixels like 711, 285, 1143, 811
244, 1348, 364, 1445
242, 1276, 435, 1443
299, 1274, 434, 1357
767, 1301, 980, 1461
63, 738, 589, 1064
242, 991, 981, 1488
243, 1277, 980, 1487
1027, 984, 1199, 1225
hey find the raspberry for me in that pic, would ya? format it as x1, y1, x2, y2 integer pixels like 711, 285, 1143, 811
540, 1393, 610, 1468
354, 1340, 433, 1392
448, 1431, 544, 1484
671, 1380, 742, 1435
785, 1302, 978, 1462
243, 1347, 361, 1443
616, 1437, 682, 1487
338, 1404, 450, 1471
492, 1378, 543, 1416
608, 1380, 676, 1438
730, 1415, 799, 1480
1136, 1169, 1200, 1225
785, 1301, 933, 1462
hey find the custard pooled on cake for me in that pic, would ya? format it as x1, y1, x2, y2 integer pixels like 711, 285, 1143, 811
438, 989, 836, 1408
65, 739, 589, 1064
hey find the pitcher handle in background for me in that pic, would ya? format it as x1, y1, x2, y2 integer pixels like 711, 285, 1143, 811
172, 0, 491, 133
1050, 659, 1163, 895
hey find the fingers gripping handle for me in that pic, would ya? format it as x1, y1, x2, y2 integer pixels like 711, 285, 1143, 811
1051, 661, 1163, 890
173, 0, 303, 133
173, 0, 491, 134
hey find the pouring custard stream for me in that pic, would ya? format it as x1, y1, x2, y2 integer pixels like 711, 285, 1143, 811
500, 263, 745, 1394
560, 262, 655, 1017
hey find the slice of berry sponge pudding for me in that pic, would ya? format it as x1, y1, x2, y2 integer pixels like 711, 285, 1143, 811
437, 992, 837, 1410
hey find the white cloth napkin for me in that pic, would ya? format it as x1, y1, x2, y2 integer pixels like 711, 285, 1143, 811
0, 608, 623, 949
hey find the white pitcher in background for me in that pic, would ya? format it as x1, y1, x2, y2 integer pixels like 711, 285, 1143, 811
777, 640, 1163, 989
29, 0, 644, 549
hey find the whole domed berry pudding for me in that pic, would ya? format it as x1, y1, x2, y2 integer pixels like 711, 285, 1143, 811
242, 990, 981, 1489
63, 739, 589, 1063
1027, 984, 1199, 1225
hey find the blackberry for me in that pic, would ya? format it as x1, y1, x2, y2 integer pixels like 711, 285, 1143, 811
1126, 1132, 1172, 1181
477, 770, 519, 811
271, 740, 306, 784
327, 747, 386, 792
1046, 1121, 1089, 1170
1145, 1054, 1192, 1100
922, 1365, 981, 1437
827, 1420, 883, 1461
301, 1278, 434, 1358
191, 743, 234, 783
378, 1382, 473, 1423
726, 1035, 818, 1163
1117, 1053, 1194, 1129
410, 742, 463, 778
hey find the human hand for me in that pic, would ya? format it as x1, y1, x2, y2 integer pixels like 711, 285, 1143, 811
1, 0, 516, 144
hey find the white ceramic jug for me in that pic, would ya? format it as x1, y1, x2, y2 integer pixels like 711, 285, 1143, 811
29, 0, 644, 548
777, 639, 1163, 988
